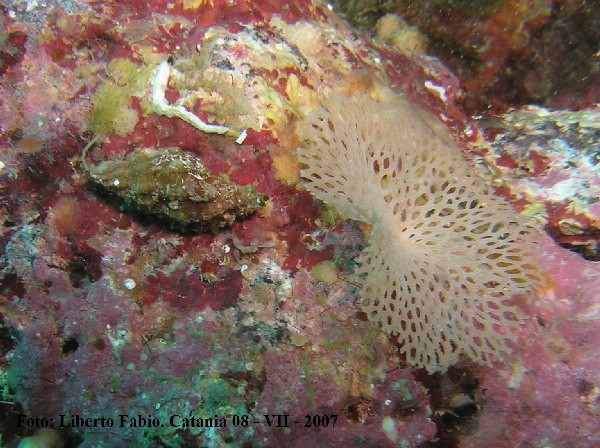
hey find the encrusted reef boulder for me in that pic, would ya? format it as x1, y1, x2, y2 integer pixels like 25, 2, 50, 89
1, 1, 599, 447
86, 147, 267, 232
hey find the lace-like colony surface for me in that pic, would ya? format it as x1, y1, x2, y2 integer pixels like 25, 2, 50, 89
298, 93, 543, 373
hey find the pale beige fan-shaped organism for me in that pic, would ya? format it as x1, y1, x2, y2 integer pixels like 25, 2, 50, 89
298, 92, 544, 373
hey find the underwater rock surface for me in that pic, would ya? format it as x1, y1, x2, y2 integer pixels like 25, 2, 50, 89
0, 0, 598, 447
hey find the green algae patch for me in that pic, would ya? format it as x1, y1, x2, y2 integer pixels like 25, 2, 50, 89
107, 58, 154, 92
89, 81, 139, 136
199, 378, 240, 415
88, 58, 154, 136
317, 204, 346, 228
311, 260, 338, 285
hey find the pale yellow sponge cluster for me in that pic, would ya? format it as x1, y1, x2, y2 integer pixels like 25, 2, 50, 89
298, 93, 544, 373
376, 14, 428, 56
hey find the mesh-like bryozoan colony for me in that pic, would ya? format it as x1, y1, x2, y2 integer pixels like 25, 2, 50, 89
298, 93, 544, 373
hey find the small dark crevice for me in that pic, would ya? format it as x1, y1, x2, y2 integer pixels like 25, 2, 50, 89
413, 362, 482, 447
